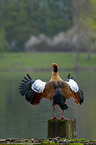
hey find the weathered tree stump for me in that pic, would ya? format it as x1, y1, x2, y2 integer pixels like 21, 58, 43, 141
48, 119, 76, 139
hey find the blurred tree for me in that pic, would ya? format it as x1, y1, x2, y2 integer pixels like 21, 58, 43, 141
1, 0, 73, 51
79, 0, 96, 59
0, 28, 9, 58
72, 0, 96, 60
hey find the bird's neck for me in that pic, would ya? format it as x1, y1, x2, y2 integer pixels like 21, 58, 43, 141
50, 71, 62, 81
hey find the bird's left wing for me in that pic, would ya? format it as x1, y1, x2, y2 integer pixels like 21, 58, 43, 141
19, 73, 35, 96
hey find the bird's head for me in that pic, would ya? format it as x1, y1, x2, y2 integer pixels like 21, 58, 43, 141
51, 63, 59, 73
66, 74, 84, 105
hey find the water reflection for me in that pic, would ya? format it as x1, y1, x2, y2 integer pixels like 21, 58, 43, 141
0, 71, 96, 139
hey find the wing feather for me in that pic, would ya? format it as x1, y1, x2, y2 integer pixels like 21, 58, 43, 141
42, 81, 56, 99
62, 81, 75, 99
19, 74, 47, 105
42, 80, 75, 100
19, 74, 35, 96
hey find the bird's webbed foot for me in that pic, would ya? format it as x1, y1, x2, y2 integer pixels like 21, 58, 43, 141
51, 115, 58, 120
60, 116, 66, 120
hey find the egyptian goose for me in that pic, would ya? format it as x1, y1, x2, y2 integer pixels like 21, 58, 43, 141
19, 63, 84, 119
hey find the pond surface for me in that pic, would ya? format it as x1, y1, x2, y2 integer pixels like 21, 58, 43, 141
0, 70, 96, 140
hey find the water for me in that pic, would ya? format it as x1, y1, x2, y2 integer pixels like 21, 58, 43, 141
0, 71, 96, 139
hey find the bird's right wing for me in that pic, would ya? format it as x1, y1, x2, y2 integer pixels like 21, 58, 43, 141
65, 73, 84, 104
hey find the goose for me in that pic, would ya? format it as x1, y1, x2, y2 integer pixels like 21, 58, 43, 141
19, 63, 84, 119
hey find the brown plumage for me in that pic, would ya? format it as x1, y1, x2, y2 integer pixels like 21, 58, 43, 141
19, 63, 84, 119
43, 64, 74, 99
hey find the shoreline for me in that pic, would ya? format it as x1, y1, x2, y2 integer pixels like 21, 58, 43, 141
0, 138, 96, 145
0, 67, 96, 73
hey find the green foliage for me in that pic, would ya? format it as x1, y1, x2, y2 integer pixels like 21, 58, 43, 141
88, 0, 96, 30
60, 138, 86, 142
69, 139, 86, 141
1, 0, 73, 51
43, 142, 49, 144
43, 142, 59, 145
90, 140, 96, 142
0, 28, 9, 53
70, 143, 84, 145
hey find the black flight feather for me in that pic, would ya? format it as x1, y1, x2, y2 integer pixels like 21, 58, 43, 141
67, 73, 70, 79
19, 74, 35, 96
67, 73, 74, 80
27, 73, 32, 79
25, 89, 35, 102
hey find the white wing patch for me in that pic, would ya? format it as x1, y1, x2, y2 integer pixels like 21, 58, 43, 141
32, 79, 46, 93
66, 79, 79, 93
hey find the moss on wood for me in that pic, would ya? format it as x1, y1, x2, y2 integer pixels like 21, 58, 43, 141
48, 119, 76, 139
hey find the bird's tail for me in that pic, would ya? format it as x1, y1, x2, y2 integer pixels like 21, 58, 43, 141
53, 88, 68, 110
19, 73, 35, 96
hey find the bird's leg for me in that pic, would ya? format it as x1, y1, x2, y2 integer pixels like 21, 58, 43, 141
51, 106, 57, 119
61, 110, 66, 119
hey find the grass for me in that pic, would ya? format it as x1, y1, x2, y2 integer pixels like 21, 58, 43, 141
1, 138, 96, 145
60, 138, 86, 141
70, 143, 84, 145
0, 52, 96, 71
0, 52, 75, 70
1, 138, 95, 145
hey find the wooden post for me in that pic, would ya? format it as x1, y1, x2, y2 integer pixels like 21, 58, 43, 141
48, 119, 76, 139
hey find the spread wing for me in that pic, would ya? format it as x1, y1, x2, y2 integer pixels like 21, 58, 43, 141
65, 73, 84, 104
19, 73, 84, 106
19, 74, 46, 105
